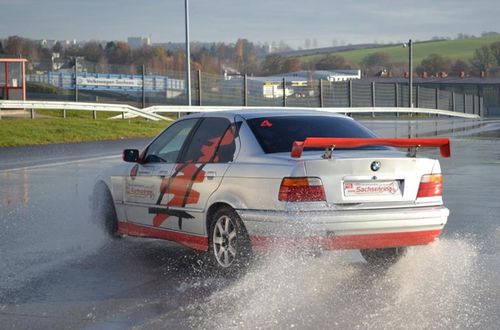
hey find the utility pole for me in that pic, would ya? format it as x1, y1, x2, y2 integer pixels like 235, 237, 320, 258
404, 39, 413, 108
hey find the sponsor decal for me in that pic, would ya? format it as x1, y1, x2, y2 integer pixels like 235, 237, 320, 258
344, 181, 399, 195
125, 183, 155, 200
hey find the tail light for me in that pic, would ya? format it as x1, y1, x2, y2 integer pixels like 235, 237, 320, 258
279, 177, 326, 202
417, 174, 443, 198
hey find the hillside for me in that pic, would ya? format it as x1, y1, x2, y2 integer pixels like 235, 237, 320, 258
300, 35, 500, 65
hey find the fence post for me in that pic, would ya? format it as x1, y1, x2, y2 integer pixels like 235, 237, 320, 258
452, 92, 455, 112
463, 93, 466, 113
319, 79, 324, 107
142, 64, 146, 109
435, 89, 439, 118
282, 78, 286, 107
74, 58, 78, 102
395, 83, 399, 117
30, 108, 35, 119
472, 95, 476, 115
348, 80, 353, 108
197, 70, 202, 106
93, 110, 97, 120
371, 81, 375, 117
244, 74, 248, 106
416, 85, 419, 108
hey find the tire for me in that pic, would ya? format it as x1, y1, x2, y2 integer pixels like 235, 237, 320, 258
207, 206, 252, 275
360, 247, 406, 267
92, 183, 119, 238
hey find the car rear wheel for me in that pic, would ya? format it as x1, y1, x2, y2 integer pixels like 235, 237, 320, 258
360, 247, 406, 266
208, 207, 251, 275
92, 183, 119, 238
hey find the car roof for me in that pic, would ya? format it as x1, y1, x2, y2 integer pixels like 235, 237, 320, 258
183, 108, 353, 121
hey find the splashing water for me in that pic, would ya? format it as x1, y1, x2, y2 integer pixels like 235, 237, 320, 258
143, 236, 487, 329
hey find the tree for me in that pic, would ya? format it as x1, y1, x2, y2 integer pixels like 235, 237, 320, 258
416, 54, 453, 75
81, 41, 104, 62
470, 45, 496, 73
0, 41, 4, 54
107, 42, 130, 65
260, 54, 285, 75
361, 52, 392, 75
233, 38, 258, 73
314, 54, 353, 70
52, 41, 63, 54
4, 36, 26, 56
281, 58, 302, 72
451, 59, 470, 76
489, 41, 500, 66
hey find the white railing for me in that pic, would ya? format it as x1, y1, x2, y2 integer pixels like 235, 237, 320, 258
0, 100, 481, 120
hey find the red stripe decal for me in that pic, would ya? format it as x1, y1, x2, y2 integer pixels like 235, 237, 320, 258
118, 221, 208, 251
250, 229, 442, 252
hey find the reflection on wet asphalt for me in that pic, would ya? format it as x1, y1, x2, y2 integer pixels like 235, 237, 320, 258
0, 119, 499, 329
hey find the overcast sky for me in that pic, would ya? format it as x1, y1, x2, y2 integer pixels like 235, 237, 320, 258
1, 0, 499, 47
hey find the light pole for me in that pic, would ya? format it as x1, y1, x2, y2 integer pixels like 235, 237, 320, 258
184, 0, 192, 106
403, 39, 413, 108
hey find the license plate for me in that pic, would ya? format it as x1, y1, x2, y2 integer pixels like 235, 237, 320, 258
343, 181, 401, 196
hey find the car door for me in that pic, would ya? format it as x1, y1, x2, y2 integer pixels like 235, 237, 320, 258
124, 118, 199, 227
150, 116, 239, 235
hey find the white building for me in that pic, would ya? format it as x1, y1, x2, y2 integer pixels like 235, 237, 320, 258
127, 37, 152, 49
281, 70, 361, 82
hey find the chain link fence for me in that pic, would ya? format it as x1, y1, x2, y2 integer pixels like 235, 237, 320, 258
24, 61, 484, 116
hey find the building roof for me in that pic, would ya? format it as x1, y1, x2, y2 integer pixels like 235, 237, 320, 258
362, 76, 500, 85
0, 57, 28, 62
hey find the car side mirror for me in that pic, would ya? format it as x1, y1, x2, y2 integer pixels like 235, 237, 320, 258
123, 149, 140, 163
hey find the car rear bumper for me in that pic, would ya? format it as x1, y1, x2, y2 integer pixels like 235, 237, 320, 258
236, 206, 449, 251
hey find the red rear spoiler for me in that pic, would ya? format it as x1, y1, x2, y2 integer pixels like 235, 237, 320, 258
291, 137, 451, 158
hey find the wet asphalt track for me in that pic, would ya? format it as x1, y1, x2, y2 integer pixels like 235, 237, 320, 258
0, 118, 499, 329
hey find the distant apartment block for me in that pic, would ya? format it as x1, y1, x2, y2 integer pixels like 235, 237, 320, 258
40, 39, 77, 49
127, 37, 152, 49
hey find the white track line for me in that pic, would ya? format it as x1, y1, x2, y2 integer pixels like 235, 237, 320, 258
0, 155, 121, 173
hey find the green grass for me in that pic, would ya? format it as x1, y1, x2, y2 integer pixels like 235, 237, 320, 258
34, 109, 125, 119
301, 35, 500, 65
0, 117, 169, 147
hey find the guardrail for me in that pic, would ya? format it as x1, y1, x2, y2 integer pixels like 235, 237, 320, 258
0, 100, 168, 121
0, 100, 481, 120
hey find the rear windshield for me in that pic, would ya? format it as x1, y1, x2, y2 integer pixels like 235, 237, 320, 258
247, 116, 378, 154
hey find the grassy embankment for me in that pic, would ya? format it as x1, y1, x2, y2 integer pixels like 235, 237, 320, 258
0, 110, 170, 148
300, 35, 500, 65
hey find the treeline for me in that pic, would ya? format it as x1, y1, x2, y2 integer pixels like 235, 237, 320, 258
261, 41, 500, 78
2, 35, 500, 77
0, 36, 268, 75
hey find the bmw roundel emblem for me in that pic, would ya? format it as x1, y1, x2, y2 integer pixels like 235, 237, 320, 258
371, 161, 381, 172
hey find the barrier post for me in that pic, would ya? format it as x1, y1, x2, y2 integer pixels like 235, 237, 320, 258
282, 78, 286, 107
244, 74, 248, 106
197, 70, 202, 106
319, 79, 324, 107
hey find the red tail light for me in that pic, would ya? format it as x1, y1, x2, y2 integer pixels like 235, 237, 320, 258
417, 174, 443, 198
279, 177, 326, 202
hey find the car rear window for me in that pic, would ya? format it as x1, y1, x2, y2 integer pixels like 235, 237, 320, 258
247, 116, 378, 154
